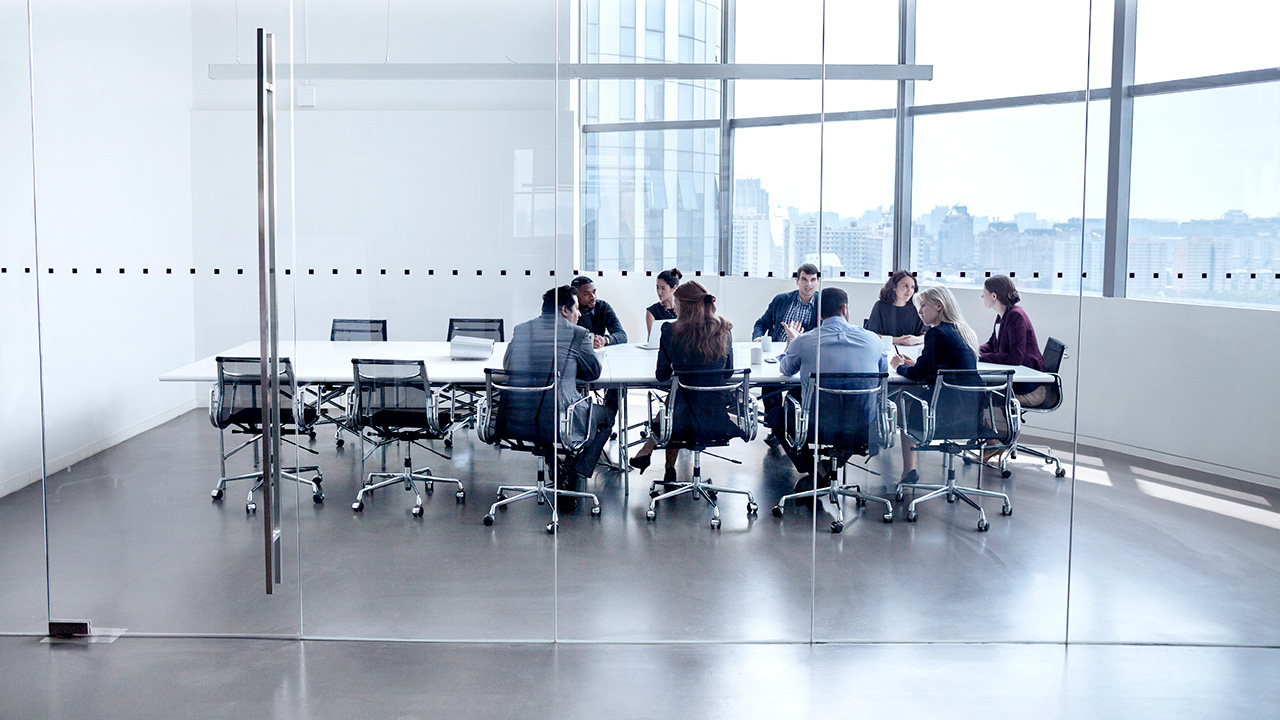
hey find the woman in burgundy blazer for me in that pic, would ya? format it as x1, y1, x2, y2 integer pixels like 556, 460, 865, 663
979, 275, 1046, 407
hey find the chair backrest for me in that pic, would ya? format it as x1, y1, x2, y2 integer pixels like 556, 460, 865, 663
478, 368, 559, 447
666, 368, 755, 448
331, 319, 387, 342
212, 357, 297, 429
806, 372, 890, 454
1042, 336, 1067, 374
448, 318, 505, 342
351, 359, 434, 433
926, 369, 1018, 445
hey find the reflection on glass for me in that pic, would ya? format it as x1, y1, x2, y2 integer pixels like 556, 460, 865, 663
1128, 84, 1280, 309
1133, 0, 1280, 84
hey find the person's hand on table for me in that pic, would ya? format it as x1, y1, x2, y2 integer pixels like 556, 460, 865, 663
592, 334, 607, 350
889, 354, 915, 369
895, 334, 923, 346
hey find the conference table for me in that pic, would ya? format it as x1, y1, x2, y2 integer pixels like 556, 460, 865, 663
162, 339, 1052, 494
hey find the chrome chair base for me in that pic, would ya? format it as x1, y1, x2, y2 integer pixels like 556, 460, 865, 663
774, 463, 894, 533
483, 457, 601, 534
645, 451, 758, 529
211, 466, 324, 513
1012, 442, 1067, 477
895, 452, 1011, 532
353, 439, 464, 517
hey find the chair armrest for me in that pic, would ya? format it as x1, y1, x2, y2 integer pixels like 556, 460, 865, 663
559, 394, 594, 453
784, 392, 806, 450
208, 385, 219, 428
646, 386, 674, 447
899, 389, 933, 446
881, 398, 898, 450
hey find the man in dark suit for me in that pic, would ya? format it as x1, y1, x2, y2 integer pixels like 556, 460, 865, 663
504, 285, 616, 510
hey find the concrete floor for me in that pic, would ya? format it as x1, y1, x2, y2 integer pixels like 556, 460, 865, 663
1, 407, 1278, 715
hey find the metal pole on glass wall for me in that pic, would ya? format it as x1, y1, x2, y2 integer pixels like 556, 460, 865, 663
893, 0, 916, 274
718, 0, 736, 272
256, 28, 283, 594
1103, 0, 1136, 298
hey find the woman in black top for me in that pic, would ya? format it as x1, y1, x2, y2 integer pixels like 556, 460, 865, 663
866, 270, 926, 345
645, 268, 682, 334
888, 285, 980, 484
630, 280, 734, 485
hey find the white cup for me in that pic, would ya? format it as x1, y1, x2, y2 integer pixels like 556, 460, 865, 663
761, 336, 773, 353
750, 346, 763, 365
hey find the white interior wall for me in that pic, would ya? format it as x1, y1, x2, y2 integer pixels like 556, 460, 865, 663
0, 2, 197, 498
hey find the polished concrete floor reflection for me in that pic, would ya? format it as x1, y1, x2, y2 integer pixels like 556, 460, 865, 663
1, 406, 1278, 648
3, 636, 1279, 718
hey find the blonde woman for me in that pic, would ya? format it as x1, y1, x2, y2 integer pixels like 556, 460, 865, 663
888, 285, 980, 484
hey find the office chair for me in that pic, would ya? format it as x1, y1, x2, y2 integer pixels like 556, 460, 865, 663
348, 359, 465, 517
314, 319, 388, 447
208, 357, 323, 513
895, 369, 1019, 532
774, 372, 896, 532
645, 368, 759, 529
476, 368, 602, 534
1006, 337, 1068, 478
447, 318, 505, 342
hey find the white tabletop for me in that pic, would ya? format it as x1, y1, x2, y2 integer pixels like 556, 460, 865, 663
161, 339, 1052, 386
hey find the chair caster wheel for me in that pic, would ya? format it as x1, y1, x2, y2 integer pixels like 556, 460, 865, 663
591, 505, 601, 517
352, 501, 364, 512
483, 514, 494, 526
307, 430, 316, 440
1055, 467, 1066, 478
335, 437, 345, 447
412, 505, 424, 518
646, 509, 656, 521
830, 521, 844, 534
895, 491, 905, 502
211, 488, 224, 500
855, 497, 866, 507
977, 519, 990, 532
546, 522, 557, 535
906, 511, 918, 522
1044, 456, 1053, 464
444, 438, 453, 449
246, 503, 256, 514
746, 501, 758, 516
771, 505, 783, 518
1001, 504, 1013, 516
882, 513, 894, 523
455, 490, 466, 503
424, 481, 434, 494
313, 491, 324, 504
1000, 469, 1012, 479
710, 517, 721, 529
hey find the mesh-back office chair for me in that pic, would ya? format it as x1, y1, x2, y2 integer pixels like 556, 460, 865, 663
896, 369, 1019, 532
447, 318, 504, 342
315, 319, 388, 447
774, 372, 896, 532
348, 359, 465, 517
476, 369, 602, 534
208, 357, 323, 513
645, 369, 759, 529
1008, 337, 1068, 478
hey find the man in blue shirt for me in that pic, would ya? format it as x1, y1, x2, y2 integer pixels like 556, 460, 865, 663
778, 287, 889, 499
753, 263, 822, 446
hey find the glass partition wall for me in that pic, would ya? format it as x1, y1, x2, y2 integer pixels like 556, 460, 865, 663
9, 0, 1276, 657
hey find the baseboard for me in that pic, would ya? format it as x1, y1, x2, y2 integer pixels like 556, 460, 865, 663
0, 399, 200, 500
1021, 428, 1280, 491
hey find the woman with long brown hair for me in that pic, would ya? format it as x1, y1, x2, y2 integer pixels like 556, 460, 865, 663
629, 281, 734, 485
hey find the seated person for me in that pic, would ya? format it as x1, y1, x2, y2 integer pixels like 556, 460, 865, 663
504, 285, 617, 511
779, 287, 889, 501
889, 286, 981, 485
645, 267, 682, 334
979, 274, 1047, 408
571, 275, 628, 349
752, 263, 822, 444
629, 281, 735, 487
865, 270, 926, 345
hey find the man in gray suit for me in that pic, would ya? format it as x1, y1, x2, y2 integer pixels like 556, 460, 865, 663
504, 285, 616, 510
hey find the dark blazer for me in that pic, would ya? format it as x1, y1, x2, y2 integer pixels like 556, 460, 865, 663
752, 290, 818, 342
655, 322, 741, 444
895, 322, 976, 385
502, 314, 601, 443
979, 305, 1044, 394
577, 299, 628, 346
